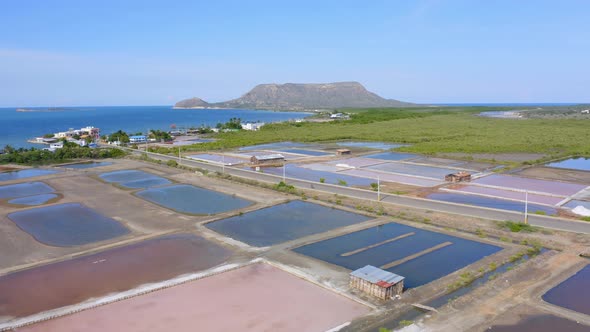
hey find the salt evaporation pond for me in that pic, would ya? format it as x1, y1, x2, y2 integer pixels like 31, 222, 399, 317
367, 162, 465, 179
452, 185, 564, 206
365, 152, 418, 161
427, 192, 557, 215
8, 194, 58, 206
0, 233, 231, 319
340, 168, 445, 187
0, 169, 60, 181
99, 170, 171, 188
258, 164, 374, 186
17, 263, 370, 332
59, 161, 113, 169
8, 203, 129, 246
0, 182, 54, 199
275, 148, 331, 156
327, 157, 384, 168
187, 153, 247, 165
336, 141, 406, 150
546, 157, 590, 171
294, 222, 501, 288
135, 184, 252, 215
206, 201, 371, 247
563, 199, 590, 210
472, 174, 586, 196
486, 315, 589, 332
542, 264, 590, 315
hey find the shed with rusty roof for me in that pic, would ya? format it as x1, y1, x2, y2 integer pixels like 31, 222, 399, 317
350, 265, 404, 300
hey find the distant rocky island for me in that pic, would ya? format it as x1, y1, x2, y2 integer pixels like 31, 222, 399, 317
174, 82, 415, 110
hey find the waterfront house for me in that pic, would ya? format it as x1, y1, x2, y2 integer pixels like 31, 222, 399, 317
129, 135, 147, 143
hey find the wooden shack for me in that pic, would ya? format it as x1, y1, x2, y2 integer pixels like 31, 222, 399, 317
250, 154, 285, 165
350, 265, 404, 300
445, 171, 471, 182
336, 148, 352, 156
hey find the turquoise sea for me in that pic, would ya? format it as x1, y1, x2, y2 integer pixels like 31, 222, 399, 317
0, 106, 310, 148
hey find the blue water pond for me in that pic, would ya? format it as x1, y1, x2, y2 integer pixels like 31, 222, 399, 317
59, 161, 113, 169
206, 200, 371, 247
0, 182, 55, 199
546, 157, 590, 171
99, 170, 171, 189
364, 152, 418, 161
8, 194, 59, 206
294, 222, 501, 288
427, 192, 557, 215
542, 264, 590, 316
8, 203, 129, 246
0, 169, 60, 182
135, 184, 253, 215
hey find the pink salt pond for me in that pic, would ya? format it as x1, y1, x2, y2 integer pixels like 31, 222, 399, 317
17, 263, 370, 332
451, 185, 564, 206
472, 174, 586, 196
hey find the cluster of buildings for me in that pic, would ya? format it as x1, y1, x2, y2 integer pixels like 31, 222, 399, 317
30, 126, 100, 151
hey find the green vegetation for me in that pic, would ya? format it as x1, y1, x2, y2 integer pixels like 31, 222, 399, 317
108, 130, 130, 143
43, 133, 55, 138
447, 271, 477, 291
475, 228, 487, 238
273, 181, 297, 194
370, 182, 379, 191
166, 160, 178, 167
497, 221, 538, 233
398, 320, 414, 328
0, 146, 126, 165
149, 129, 172, 141
216, 117, 243, 130
151, 107, 590, 164
581, 216, 590, 222
337, 179, 348, 186
319, 177, 325, 183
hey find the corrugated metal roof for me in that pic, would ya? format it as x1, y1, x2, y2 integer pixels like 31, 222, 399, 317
350, 265, 404, 287
253, 154, 285, 160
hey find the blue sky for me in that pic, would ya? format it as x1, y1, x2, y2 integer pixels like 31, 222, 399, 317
1, 0, 589, 106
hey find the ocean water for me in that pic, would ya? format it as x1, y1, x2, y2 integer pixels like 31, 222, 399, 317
0, 106, 310, 148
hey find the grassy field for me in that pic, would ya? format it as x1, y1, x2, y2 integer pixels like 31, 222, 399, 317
160, 107, 590, 164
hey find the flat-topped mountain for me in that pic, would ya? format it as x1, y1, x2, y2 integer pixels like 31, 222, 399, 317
174, 82, 414, 110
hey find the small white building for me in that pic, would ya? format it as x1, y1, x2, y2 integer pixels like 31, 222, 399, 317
241, 122, 266, 131
581, 110, 589, 114
49, 142, 64, 150
330, 113, 350, 119
129, 135, 147, 143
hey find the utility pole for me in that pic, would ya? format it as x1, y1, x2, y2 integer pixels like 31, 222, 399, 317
524, 190, 529, 224
178, 147, 181, 164
283, 161, 286, 183
222, 154, 225, 173
377, 175, 381, 202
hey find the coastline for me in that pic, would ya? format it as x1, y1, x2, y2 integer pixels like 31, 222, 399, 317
172, 106, 320, 113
